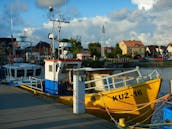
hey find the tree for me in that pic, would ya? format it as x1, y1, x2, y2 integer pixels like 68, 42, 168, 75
114, 43, 122, 58
88, 42, 101, 58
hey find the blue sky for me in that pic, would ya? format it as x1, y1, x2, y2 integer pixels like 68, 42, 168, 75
0, 0, 172, 48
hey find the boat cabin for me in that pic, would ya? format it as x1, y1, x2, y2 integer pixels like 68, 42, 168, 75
44, 59, 81, 95
2, 63, 44, 86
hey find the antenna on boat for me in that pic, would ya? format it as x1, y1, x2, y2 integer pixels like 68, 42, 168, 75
48, 6, 70, 60
10, 4, 15, 58
48, 6, 55, 59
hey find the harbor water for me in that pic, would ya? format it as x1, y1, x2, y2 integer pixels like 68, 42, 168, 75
141, 67, 172, 129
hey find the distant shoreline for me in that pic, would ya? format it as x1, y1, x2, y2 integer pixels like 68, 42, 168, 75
127, 61, 172, 68
82, 59, 172, 68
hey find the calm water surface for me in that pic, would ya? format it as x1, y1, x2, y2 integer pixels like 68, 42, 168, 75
140, 67, 172, 128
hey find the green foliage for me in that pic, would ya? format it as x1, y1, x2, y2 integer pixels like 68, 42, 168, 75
82, 59, 105, 68
60, 37, 83, 57
105, 52, 114, 58
114, 43, 122, 58
88, 42, 101, 58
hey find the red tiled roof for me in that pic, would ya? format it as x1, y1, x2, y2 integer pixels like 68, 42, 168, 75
123, 40, 144, 47
167, 43, 172, 47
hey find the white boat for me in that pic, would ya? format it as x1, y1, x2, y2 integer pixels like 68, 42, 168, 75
1, 63, 44, 86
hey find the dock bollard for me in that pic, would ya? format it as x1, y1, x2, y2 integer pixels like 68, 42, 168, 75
73, 70, 85, 114
118, 118, 126, 127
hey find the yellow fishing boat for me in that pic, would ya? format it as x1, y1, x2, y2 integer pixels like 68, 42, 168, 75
85, 78, 161, 125
58, 67, 162, 126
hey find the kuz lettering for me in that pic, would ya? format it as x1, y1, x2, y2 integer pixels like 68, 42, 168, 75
112, 92, 129, 101
112, 89, 143, 101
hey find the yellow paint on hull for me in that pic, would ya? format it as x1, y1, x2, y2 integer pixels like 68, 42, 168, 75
59, 77, 161, 125
85, 77, 161, 124
85, 78, 161, 113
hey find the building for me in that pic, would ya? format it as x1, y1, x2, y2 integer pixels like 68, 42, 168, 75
34, 41, 51, 56
0, 37, 17, 65
167, 43, 172, 58
25, 41, 51, 63
146, 45, 167, 58
77, 51, 91, 60
145, 45, 159, 57
119, 40, 145, 58
104, 46, 115, 58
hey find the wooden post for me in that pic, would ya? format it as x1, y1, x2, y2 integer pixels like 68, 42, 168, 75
73, 70, 85, 114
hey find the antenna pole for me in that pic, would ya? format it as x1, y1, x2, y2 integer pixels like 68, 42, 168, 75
10, 5, 15, 58
48, 7, 70, 59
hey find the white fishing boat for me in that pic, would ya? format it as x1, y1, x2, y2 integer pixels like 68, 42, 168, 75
1, 63, 44, 86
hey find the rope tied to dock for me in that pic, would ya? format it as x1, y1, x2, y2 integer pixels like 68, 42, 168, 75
98, 93, 172, 128
129, 93, 172, 128
99, 93, 125, 129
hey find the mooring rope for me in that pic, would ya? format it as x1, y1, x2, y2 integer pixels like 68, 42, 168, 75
129, 100, 167, 128
98, 93, 172, 128
99, 93, 125, 129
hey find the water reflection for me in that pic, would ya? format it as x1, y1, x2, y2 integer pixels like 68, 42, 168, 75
140, 67, 172, 129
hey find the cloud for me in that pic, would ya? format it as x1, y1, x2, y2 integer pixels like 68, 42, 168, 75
28, 0, 172, 48
31, 6, 170, 47
36, 0, 68, 8
131, 0, 159, 10
0, 0, 28, 37
108, 9, 130, 21
152, 0, 172, 11
2, 0, 172, 49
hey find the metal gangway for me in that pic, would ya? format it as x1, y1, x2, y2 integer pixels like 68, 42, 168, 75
20, 76, 44, 92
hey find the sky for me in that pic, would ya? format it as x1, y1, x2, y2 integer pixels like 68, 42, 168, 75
0, 0, 172, 48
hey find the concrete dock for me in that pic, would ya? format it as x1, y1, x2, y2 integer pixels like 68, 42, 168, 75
0, 85, 116, 129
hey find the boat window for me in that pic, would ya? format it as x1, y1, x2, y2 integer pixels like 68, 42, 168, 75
103, 77, 113, 90
11, 69, 15, 77
0, 68, 6, 79
36, 69, 41, 76
49, 65, 52, 72
56, 64, 58, 71
27, 70, 33, 76
108, 78, 114, 89
17, 70, 24, 77
62, 64, 78, 73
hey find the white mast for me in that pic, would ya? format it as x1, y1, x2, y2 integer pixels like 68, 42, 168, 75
48, 6, 69, 60
101, 25, 105, 58
48, 6, 55, 59
10, 5, 15, 57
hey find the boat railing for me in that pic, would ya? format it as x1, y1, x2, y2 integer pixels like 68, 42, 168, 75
85, 67, 160, 91
21, 76, 44, 91
136, 69, 160, 83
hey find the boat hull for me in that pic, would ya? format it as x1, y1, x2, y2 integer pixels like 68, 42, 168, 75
59, 77, 161, 125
